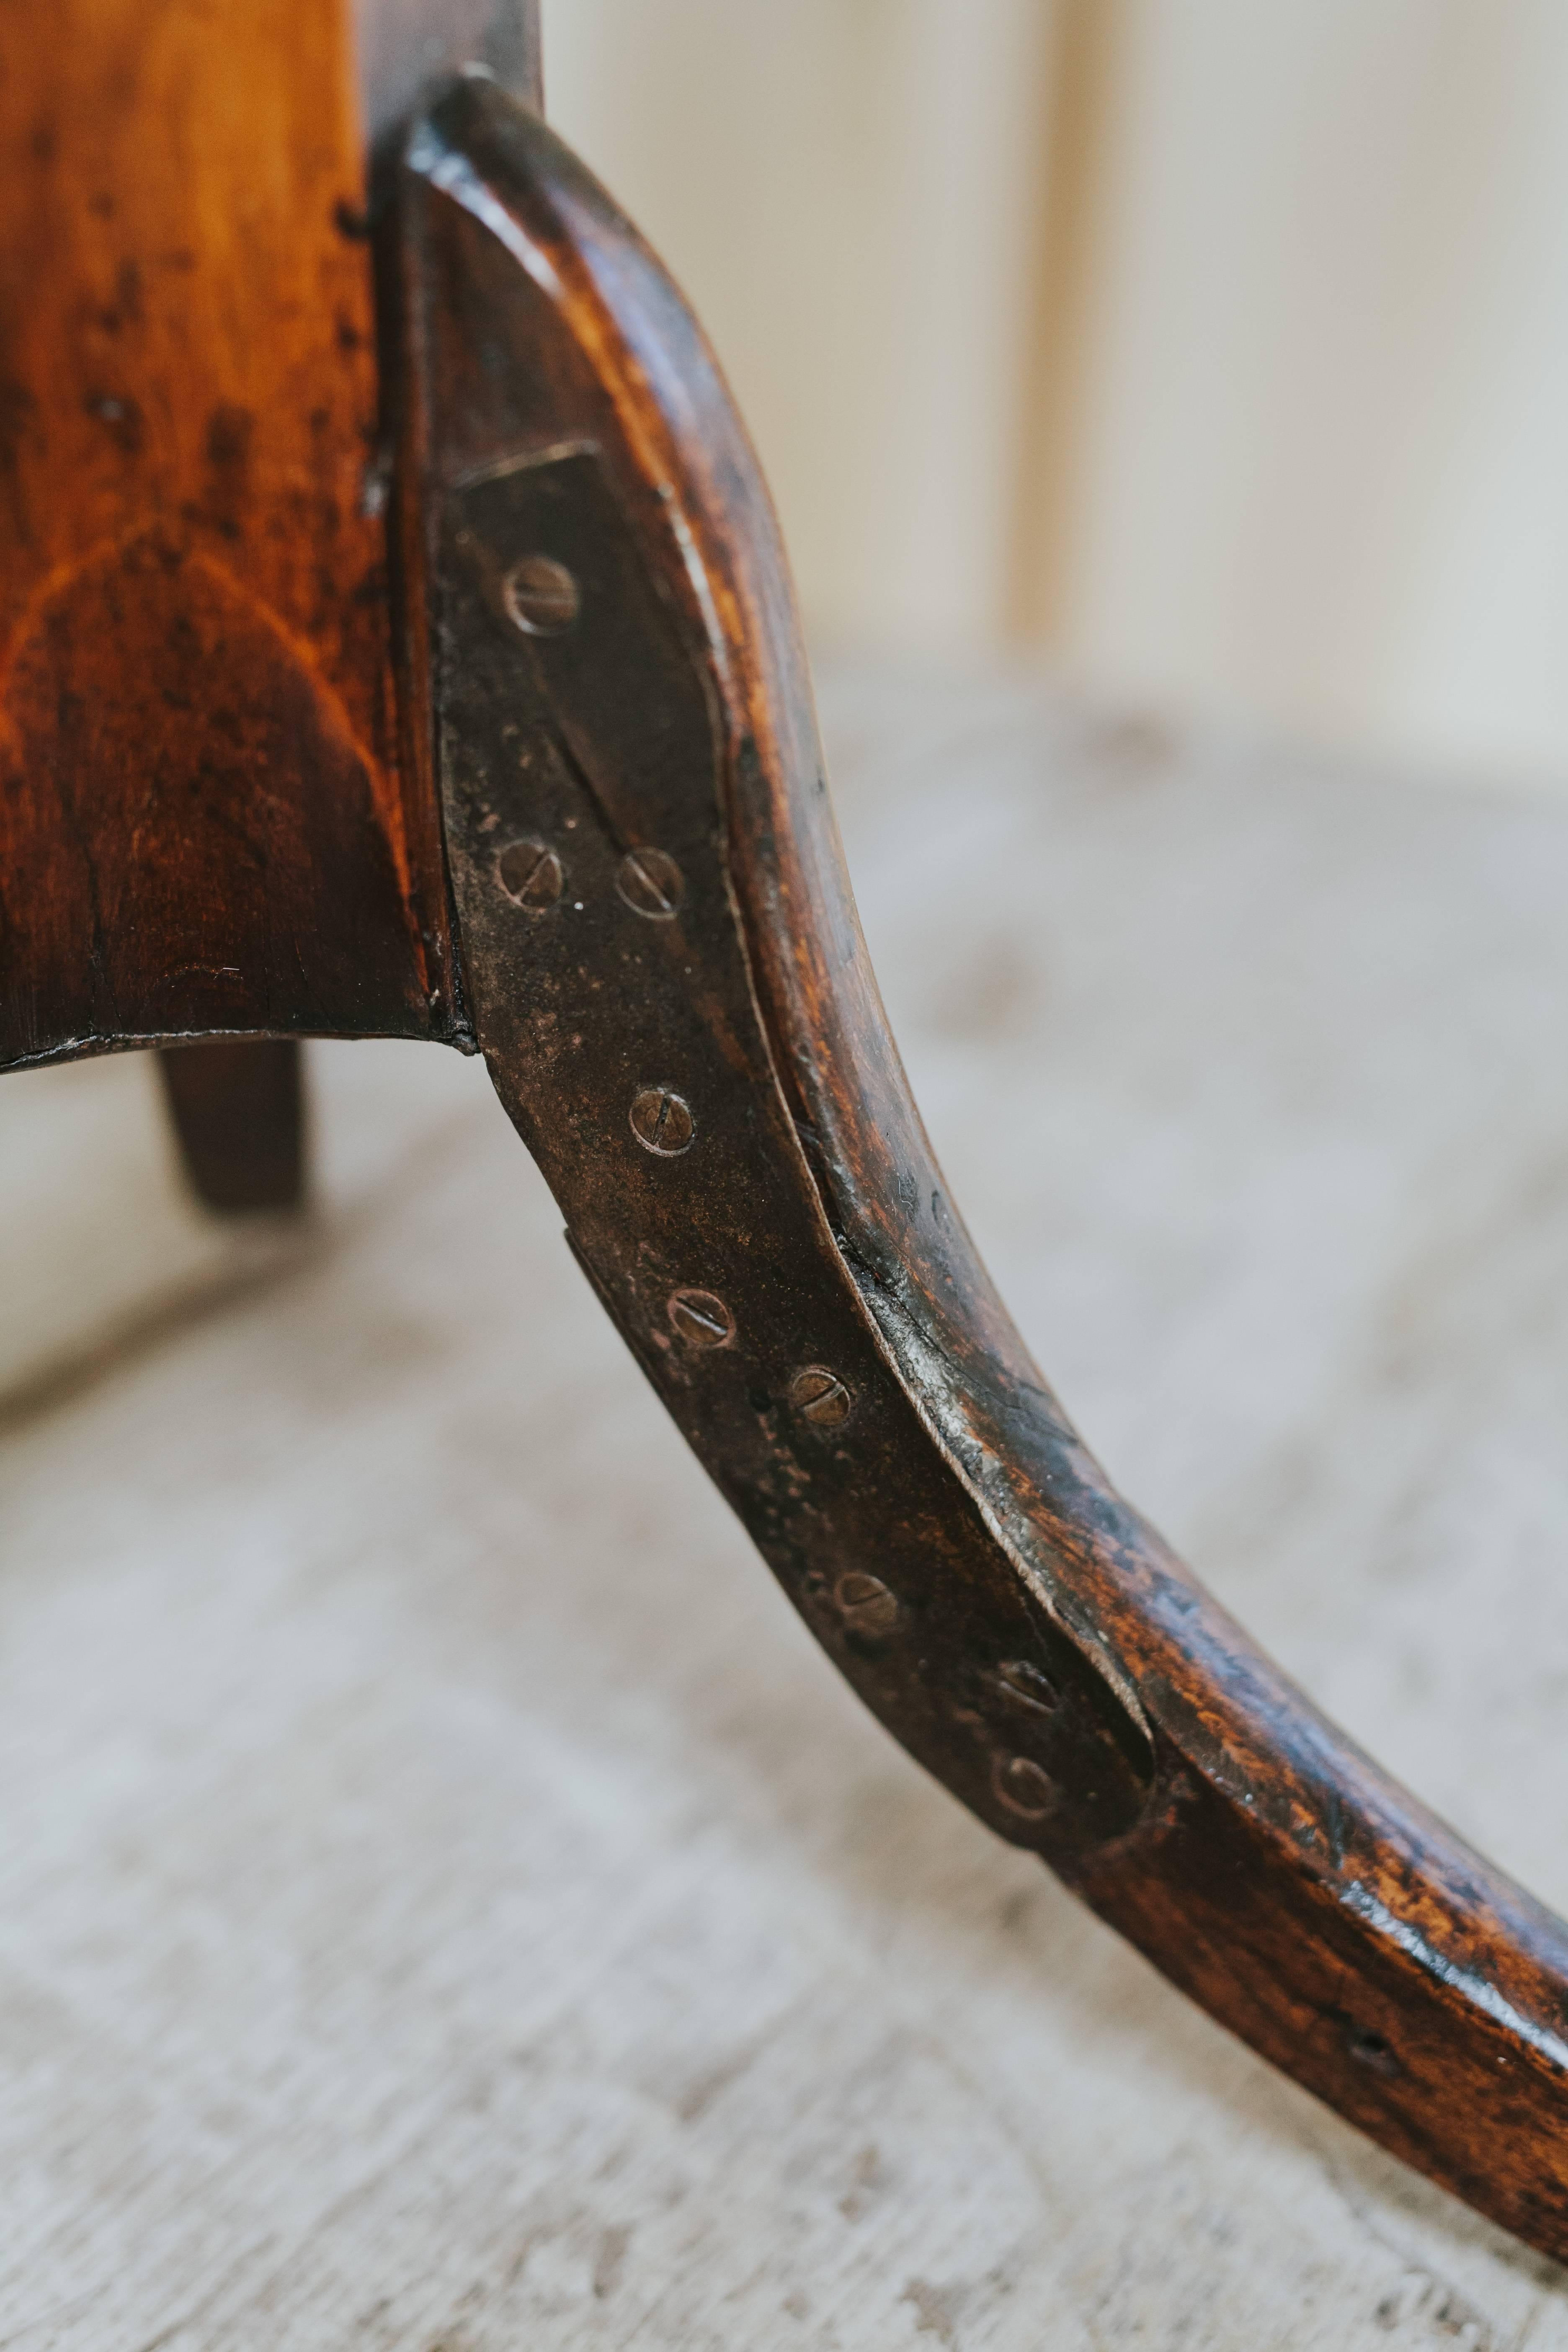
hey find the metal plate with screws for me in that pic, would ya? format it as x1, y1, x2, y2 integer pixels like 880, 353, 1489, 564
433, 444, 1153, 1863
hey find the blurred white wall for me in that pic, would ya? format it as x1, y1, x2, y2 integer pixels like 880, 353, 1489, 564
1047, 0, 1568, 786
543, 0, 1568, 790
542, 0, 1054, 652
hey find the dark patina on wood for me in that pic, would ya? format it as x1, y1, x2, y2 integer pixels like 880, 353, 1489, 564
393, 78, 1568, 2261
0, 0, 458, 1068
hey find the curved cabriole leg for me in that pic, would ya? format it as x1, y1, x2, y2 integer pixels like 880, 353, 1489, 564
394, 79, 1568, 2259
157, 1039, 306, 1215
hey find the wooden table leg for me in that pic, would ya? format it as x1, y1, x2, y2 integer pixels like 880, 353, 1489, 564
157, 1041, 306, 1215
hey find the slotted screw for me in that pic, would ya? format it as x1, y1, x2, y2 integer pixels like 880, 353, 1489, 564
668, 1287, 734, 1348
991, 1659, 1061, 1715
991, 1754, 1058, 1821
496, 837, 564, 910
503, 554, 580, 636
789, 1365, 852, 1429
616, 846, 684, 919
833, 1571, 899, 1639
630, 1086, 695, 1156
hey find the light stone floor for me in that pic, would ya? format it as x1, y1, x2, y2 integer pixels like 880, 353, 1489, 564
3, 665, 1568, 2348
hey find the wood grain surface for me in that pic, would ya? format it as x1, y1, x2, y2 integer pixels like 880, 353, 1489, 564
3, 666, 1566, 2347
0, 0, 454, 1065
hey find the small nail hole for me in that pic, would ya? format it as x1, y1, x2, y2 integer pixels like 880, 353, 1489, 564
1345, 2025, 1401, 2079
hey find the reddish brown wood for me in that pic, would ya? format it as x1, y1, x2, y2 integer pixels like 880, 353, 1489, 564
0, 0, 458, 1068
400, 80, 1568, 2264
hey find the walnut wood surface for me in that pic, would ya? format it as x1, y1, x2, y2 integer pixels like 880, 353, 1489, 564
0, 0, 457, 1067
400, 80, 1568, 2261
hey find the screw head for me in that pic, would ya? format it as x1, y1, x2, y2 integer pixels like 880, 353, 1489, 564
789, 1364, 852, 1429
990, 1754, 1059, 1821
630, 1086, 695, 1156
668, 1287, 734, 1349
616, 846, 685, 919
833, 1570, 899, 1639
503, 553, 580, 636
992, 1659, 1061, 1715
496, 837, 564, 909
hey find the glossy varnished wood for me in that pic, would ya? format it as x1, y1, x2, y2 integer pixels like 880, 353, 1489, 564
0, 0, 457, 1067
399, 80, 1568, 2261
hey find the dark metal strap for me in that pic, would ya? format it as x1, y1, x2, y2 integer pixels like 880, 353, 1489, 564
436, 445, 1152, 1857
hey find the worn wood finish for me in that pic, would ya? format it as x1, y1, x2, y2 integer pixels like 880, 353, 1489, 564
400, 80, 1568, 2261
0, 0, 457, 1068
